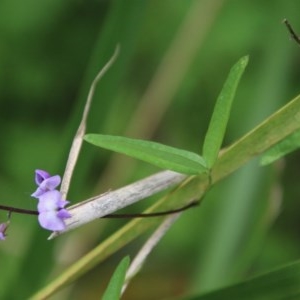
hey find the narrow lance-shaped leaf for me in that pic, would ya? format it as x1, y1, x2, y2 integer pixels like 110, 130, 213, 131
260, 128, 300, 165
202, 56, 249, 169
84, 134, 208, 175
102, 256, 130, 300
185, 260, 300, 300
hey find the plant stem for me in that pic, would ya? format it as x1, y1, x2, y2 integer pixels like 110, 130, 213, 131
60, 46, 120, 199
0, 205, 38, 215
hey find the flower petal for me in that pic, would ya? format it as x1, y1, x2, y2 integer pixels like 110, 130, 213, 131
39, 175, 61, 191
57, 209, 71, 219
57, 199, 69, 209
0, 223, 8, 240
35, 169, 50, 185
37, 190, 62, 212
38, 211, 66, 231
31, 187, 47, 198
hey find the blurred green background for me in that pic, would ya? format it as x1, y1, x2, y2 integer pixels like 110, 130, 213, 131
1, 0, 300, 299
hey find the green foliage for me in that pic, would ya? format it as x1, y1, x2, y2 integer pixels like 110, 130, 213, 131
212, 93, 300, 182
102, 256, 130, 300
31, 91, 300, 299
85, 56, 248, 175
84, 134, 208, 175
202, 56, 249, 168
261, 128, 300, 165
1, 1, 300, 300
185, 260, 300, 300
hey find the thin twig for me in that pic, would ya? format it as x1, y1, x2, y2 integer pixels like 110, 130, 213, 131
60, 46, 120, 199
121, 213, 181, 295
102, 200, 198, 218
0, 205, 38, 215
0, 200, 197, 218
283, 18, 300, 46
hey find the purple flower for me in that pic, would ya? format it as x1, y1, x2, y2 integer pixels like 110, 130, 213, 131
31, 169, 71, 231
31, 169, 61, 198
37, 190, 71, 231
0, 223, 8, 240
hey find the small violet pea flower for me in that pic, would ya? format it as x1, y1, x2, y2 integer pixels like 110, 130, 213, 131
0, 222, 8, 240
32, 169, 71, 231
31, 169, 61, 198
37, 190, 71, 231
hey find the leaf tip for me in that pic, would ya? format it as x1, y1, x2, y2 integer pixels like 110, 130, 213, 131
239, 55, 249, 68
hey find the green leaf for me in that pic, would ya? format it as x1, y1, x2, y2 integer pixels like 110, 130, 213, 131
260, 128, 300, 165
84, 134, 208, 175
203, 56, 249, 169
185, 260, 300, 300
102, 256, 130, 300
213, 93, 300, 183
